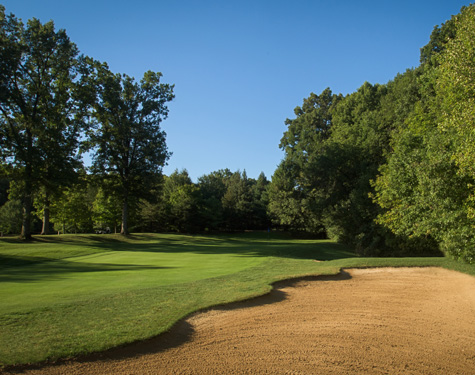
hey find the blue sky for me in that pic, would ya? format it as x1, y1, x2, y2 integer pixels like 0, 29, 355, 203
2, 0, 471, 181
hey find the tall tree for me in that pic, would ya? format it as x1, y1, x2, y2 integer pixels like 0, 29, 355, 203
373, 4, 475, 263
269, 88, 341, 234
197, 169, 231, 231
436, 5, 475, 183
249, 172, 270, 230
0, 7, 92, 239
221, 171, 254, 230
162, 170, 200, 232
90, 64, 174, 234
271, 76, 435, 254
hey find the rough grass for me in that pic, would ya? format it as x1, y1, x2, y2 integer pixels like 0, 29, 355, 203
0, 232, 472, 367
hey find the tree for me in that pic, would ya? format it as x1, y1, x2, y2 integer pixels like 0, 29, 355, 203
419, 12, 457, 66
221, 171, 254, 230
92, 186, 121, 233
373, 5, 475, 263
0, 176, 9, 206
436, 6, 475, 263
279, 88, 342, 189
270, 74, 437, 254
250, 172, 270, 229
269, 89, 341, 234
0, 199, 22, 235
268, 159, 323, 233
436, 5, 475, 182
49, 176, 94, 234
161, 169, 200, 232
0, 7, 92, 239
90, 64, 174, 235
197, 169, 231, 231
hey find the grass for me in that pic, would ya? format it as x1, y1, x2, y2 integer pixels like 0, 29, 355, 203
0, 232, 473, 367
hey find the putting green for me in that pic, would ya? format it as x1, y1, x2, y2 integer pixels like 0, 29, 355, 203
0, 248, 265, 314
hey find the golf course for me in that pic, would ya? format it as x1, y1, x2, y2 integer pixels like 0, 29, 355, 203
2, 1, 475, 373
1, 232, 474, 373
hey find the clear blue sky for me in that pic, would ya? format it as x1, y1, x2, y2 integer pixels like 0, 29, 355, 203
2, 0, 471, 181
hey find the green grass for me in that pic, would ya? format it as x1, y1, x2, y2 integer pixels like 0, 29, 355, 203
0, 232, 473, 367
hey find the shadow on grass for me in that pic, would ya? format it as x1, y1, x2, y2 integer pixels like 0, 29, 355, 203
2, 232, 355, 260
0, 233, 356, 282
72, 233, 357, 261
0, 256, 173, 282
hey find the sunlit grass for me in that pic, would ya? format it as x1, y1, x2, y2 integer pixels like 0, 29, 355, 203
0, 232, 472, 366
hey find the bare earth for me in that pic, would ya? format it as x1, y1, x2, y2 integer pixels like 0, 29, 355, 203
6, 267, 475, 374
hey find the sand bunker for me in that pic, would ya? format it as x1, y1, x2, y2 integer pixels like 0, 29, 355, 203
5, 267, 475, 374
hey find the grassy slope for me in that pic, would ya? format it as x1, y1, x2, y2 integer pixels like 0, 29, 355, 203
0, 233, 473, 366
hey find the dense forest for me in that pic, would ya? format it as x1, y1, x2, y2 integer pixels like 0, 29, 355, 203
270, 4, 475, 263
1, 5, 474, 264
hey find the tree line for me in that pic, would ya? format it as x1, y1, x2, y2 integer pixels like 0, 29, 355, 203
1, 4, 474, 264
0, 5, 173, 238
269, 4, 475, 263
0, 5, 270, 237
0, 168, 270, 234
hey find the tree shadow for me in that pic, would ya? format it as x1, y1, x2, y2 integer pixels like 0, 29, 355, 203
0, 254, 51, 268
0, 256, 173, 282
0, 233, 355, 283
73, 233, 357, 261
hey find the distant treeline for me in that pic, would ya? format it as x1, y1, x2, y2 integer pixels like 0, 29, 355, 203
1, 5, 474, 263
0, 169, 270, 235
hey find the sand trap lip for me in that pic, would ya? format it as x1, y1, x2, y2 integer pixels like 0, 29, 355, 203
4, 267, 475, 375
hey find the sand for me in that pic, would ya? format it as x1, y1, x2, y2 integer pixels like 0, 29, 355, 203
4, 267, 475, 374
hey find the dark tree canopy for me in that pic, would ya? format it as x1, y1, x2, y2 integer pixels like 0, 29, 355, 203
0, 6, 92, 239
89, 63, 174, 235
373, 4, 475, 263
267, 4, 474, 263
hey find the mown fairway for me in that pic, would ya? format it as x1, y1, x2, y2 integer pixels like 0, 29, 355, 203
0, 233, 473, 367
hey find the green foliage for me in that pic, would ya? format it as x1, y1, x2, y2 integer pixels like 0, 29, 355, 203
372, 4, 475, 263
269, 88, 342, 234
270, 79, 433, 256
0, 199, 22, 235
436, 5, 475, 179
280, 88, 341, 163
0, 177, 9, 206
0, 7, 92, 239
151, 169, 271, 233
92, 187, 121, 233
249, 172, 271, 229
50, 177, 94, 234
419, 11, 458, 66
89, 63, 174, 235
268, 159, 324, 233
269, 5, 475, 262
196, 169, 231, 230
161, 169, 200, 232
221, 171, 254, 230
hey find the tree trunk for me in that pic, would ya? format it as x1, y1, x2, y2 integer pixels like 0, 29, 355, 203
121, 195, 129, 235
21, 129, 34, 240
21, 163, 33, 240
21, 194, 32, 240
41, 193, 50, 235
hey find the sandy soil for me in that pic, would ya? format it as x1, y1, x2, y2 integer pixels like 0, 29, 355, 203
4, 267, 475, 375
